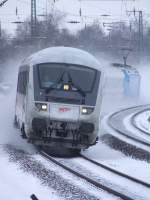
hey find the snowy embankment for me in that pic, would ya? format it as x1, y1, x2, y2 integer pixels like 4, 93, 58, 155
82, 142, 150, 183
0, 146, 58, 200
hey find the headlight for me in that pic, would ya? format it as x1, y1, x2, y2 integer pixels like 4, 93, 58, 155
41, 104, 47, 111
35, 103, 48, 111
81, 107, 94, 115
63, 84, 70, 91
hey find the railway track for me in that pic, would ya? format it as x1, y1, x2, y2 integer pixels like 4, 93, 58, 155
107, 105, 150, 148
81, 154, 150, 188
131, 109, 150, 136
40, 150, 149, 200
38, 106, 150, 200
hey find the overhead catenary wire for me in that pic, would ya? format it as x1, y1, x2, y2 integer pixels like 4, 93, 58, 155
0, 0, 145, 39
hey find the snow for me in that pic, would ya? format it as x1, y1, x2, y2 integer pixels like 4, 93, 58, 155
0, 60, 35, 152
37, 141, 150, 200
134, 110, 150, 134
101, 157, 150, 183
25, 47, 102, 71
103, 106, 150, 150
0, 147, 59, 200
82, 141, 124, 161
82, 141, 150, 183
72, 157, 149, 200
123, 113, 150, 143
34, 154, 118, 200
81, 142, 150, 197
97, 60, 140, 115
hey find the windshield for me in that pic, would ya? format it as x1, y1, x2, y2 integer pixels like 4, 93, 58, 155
38, 63, 96, 92
34, 63, 100, 106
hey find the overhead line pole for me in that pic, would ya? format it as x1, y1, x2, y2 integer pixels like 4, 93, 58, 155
127, 9, 144, 59
31, 0, 37, 37
139, 11, 144, 52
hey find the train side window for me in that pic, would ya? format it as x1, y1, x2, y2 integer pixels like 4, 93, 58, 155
17, 71, 29, 94
17, 72, 22, 93
17, 74, 20, 92
23, 71, 29, 94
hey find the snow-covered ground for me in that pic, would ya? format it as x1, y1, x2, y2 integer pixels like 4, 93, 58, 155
69, 155, 150, 200
102, 105, 150, 153
82, 141, 150, 183
123, 112, 150, 143
0, 147, 59, 200
134, 110, 150, 134
0, 55, 150, 199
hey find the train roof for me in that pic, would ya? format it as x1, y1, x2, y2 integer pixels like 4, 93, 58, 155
23, 47, 102, 71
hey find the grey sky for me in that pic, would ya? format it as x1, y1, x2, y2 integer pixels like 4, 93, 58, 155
0, 0, 149, 35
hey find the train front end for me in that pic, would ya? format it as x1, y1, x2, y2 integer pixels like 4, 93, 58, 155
26, 48, 103, 150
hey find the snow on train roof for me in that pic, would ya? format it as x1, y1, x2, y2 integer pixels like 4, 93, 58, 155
23, 47, 102, 70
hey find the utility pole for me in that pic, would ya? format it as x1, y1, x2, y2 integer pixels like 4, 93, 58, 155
138, 11, 143, 53
0, 21, 1, 38
127, 9, 144, 58
31, 0, 37, 37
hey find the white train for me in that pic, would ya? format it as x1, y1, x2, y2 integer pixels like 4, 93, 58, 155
14, 47, 104, 152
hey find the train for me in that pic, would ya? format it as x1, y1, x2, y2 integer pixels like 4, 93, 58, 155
14, 47, 104, 153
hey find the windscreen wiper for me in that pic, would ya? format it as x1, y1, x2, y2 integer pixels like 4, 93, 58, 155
45, 72, 65, 94
68, 72, 86, 98
44, 71, 86, 104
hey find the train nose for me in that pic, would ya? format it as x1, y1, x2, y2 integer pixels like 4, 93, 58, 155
50, 104, 80, 121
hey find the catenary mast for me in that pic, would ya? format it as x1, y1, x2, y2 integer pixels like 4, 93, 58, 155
31, 0, 37, 37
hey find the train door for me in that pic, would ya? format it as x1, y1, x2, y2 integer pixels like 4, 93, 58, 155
16, 68, 29, 126
21, 70, 29, 125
